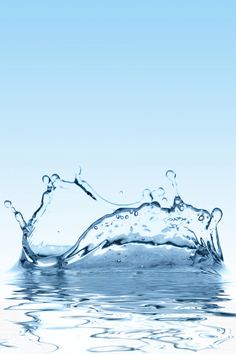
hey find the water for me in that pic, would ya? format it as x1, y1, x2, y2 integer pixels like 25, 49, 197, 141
1, 269, 236, 353
1, 170, 236, 353
4, 170, 223, 269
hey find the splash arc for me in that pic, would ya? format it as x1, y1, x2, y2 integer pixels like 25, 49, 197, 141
5, 170, 224, 270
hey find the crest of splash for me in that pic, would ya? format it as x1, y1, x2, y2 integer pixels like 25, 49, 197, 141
5, 170, 224, 269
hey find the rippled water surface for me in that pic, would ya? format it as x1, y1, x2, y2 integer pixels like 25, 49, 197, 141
1, 268, 236, 353
1, 171, 235, 353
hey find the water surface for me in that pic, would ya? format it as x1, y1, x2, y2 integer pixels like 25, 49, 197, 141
1, 170, 235, 353
1, 268, 236, 353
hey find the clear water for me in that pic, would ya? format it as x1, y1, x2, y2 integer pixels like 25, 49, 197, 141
1, 269, 236, 353
1, 170, 236, 353
4, 170, 223, 270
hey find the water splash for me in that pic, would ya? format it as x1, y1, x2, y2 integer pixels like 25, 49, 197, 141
5, 170, 224, 270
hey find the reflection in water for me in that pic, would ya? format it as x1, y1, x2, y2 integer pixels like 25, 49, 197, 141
1, 269, 235, 353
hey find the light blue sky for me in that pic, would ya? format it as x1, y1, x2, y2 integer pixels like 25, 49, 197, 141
0, 1, 235, 269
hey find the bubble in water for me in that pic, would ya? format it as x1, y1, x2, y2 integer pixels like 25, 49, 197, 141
15, 211, 26, 229
4, 200, 12, 208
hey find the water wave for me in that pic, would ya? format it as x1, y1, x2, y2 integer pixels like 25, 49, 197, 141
5, 170, 224, 270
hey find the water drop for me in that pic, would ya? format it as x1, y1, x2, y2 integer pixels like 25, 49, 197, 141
42, 175, 50, 185
142, 188, 152, 202
206, 208, 223, 230
211, 208, 223, 224
51, 173, 60, 182
4, 200, 12, 208
166, 169, 176, 179
94, 226, 98, 230
157, 187, 165, 197
15, 211, 26, 229
198, 215, 204, 221
166, 169, 179, 196
134, 211, 139, 216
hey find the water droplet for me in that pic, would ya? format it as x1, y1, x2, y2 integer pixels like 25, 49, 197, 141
51, 173, 60, 182
42, 175, 50, 185
142, 188, 152, 202
198, 215, 204, 221
166, 169, 176, 180
211, 208, 223, 224
157, 187, 165, 197
4, 200, 12, 208
134, 211, 139, 216
166, 169, 179, 196
94, 226, 98, 230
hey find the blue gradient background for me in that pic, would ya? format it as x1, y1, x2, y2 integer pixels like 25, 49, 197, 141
0, 1, 235, 269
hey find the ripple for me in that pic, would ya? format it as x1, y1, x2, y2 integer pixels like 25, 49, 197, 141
0, 269, 235, 353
